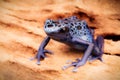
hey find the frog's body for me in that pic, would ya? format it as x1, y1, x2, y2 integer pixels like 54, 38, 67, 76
44, 16, 93, 50
31, 16, 104, 72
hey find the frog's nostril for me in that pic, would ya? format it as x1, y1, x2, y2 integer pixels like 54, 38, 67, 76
47, 24, 53, 28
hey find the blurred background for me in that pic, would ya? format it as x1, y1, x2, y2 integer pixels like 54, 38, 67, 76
0, 0, 120, 80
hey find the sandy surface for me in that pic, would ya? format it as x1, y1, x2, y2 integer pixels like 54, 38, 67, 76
0, 0, 120, 80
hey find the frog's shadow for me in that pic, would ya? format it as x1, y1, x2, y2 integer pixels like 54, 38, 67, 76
62, 46, 84, 55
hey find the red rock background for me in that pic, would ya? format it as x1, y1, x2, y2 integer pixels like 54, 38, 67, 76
0, 0, 120, 80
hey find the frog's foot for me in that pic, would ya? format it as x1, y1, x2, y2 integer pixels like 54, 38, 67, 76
62, 58, 85, 72
30, 49, 53, 65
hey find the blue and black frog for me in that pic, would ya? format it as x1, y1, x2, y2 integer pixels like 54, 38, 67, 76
31, 16, 104, 72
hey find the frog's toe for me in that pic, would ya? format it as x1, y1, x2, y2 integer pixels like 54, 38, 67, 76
29, 57, 35, 61
62, 64, 73, 70
72, 67, 78, 72
36, 61, 41, 65
29, 57, 41, 65
62, 66, 68, 70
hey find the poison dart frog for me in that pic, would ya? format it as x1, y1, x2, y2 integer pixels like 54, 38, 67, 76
31, 16, 104, 72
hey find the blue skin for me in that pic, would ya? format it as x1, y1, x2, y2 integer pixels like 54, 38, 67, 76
31, 16, 104, 72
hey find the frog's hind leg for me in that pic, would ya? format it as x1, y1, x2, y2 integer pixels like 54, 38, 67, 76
88, 35, 104, 62
62, 38, 94, 72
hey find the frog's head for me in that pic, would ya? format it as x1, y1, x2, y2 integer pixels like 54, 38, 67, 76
44, 19, 70, 41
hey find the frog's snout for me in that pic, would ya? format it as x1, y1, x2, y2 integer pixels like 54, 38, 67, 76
44, 19, 60, 34
44, 20, 53, 33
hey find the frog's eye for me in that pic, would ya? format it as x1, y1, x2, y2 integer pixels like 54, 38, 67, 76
77, 26, 82, 30
53, 21, 59, 24
60, 27, 69, 33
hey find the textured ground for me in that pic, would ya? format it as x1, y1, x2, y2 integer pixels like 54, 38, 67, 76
0, 0, 120, 80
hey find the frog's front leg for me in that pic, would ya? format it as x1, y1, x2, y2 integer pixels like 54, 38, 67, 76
30, 36, 52, 65
62, 37, 94, 72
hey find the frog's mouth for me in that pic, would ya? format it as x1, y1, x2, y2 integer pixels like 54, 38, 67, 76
45, 29, 68, 41
45, 25, 69, 34
48, 34, 67, 42
48, 34, 64, 37
44, 28, 60, 34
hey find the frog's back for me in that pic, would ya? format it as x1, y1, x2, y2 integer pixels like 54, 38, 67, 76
60, 16, 94, 50
66, 16, 93, 43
